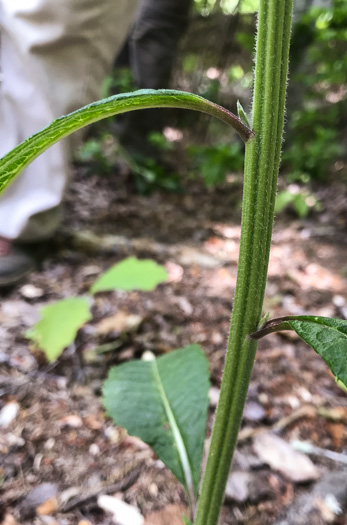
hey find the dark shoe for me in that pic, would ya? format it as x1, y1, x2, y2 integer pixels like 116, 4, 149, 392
0, 238, 36, 287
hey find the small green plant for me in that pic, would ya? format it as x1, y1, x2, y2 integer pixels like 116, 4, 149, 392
27, 257, 168, 362
275, 186, 321, 218
0, 2, 346, 523
283, 1, 346, 183
27, 297, 92, 362
188, 141, 243, 186
283, 108, 343, 183
103, 344, 210, 514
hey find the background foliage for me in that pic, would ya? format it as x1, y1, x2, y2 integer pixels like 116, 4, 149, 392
77, 0, 346, 216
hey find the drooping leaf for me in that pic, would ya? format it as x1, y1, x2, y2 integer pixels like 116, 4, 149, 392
0, 89, 254, 196
26, 297, 91, 362
103, 345, 210, 505
251, 315, 347, 389
91, 257, 168, 294
288, 317, 347, 389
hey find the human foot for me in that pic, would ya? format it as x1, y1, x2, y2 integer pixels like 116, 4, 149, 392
0, 238, 36, 287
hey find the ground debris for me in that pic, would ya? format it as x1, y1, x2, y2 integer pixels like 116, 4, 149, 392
98, 495, 144, 525
1, 167, 346, 524
253, 433, 320, 483
275, 469, 347, 525
225, 471, 276, 503
19, 483, 58, 520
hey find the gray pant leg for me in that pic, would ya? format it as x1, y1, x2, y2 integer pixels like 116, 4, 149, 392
116, 0, 193, 151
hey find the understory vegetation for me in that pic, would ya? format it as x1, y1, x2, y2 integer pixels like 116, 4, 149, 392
77, 0, 346, 218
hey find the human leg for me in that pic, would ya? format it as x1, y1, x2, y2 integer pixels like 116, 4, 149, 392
115, 0, 193, 152
0, 0, 138, 284
0, 0, 139, 243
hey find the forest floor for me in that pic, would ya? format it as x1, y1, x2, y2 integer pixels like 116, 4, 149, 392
1, 164, 347, 525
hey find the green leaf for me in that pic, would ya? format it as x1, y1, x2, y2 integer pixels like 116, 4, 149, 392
91, 257, 168, 294
237, 100, 251, 128
275, 190, 297, 213
0, 89, 254, 196
26, 297, 91, 362
251, 316, 347, 389
288, 317, 347, 389
183, 516, 193, 525
103, 345, 210, 505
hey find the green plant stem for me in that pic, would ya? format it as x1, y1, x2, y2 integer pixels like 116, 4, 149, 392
194, 2, 293, 524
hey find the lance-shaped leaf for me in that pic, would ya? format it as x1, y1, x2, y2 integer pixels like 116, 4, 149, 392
26, 297, 91, 362
91, 257, 168, 294
250, 316, 347, 389
103, 345, 210, 507
0, 89, 254, 195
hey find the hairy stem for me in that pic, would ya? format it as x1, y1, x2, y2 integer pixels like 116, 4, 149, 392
194, 2, 293, 524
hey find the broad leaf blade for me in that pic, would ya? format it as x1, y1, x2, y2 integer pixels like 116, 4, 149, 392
0, 89, 253, 196
287, 316, 347, 389
26, 297, 91, 362
103, 345, 210, 500
91, 257, 168, 294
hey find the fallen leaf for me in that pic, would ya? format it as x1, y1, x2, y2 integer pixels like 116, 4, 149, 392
36, 498, 58, 515
253, 433, 320, 482
225, 471, 275, 503
19, 483, 58, 519
98, 495, 144, 525
177, 246, 221, 268
97, 310, 143, 335
326, 423, 344, 449
84, 413, 105, 430
225, 471, 251, 503
144, 504, 189, 525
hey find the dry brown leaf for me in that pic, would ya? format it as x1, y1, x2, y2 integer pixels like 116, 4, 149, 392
144, 504, 189, 525
84, 413, 105, 430
326, 423, 344, 449
253, 433, 320, 483
97, 310, 143, 335
36, 497, 58, 515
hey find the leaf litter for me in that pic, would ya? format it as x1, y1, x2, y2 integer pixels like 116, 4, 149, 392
0, 166, 347, 525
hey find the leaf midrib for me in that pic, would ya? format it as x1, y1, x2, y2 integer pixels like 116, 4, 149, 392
152, 359, 196, 507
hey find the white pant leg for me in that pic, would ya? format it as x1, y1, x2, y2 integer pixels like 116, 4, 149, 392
0, 0, 138, 241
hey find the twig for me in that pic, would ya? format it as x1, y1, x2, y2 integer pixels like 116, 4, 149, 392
59, 467, 140, 513
237, 405, 317, 443
292, 440, 347, 465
